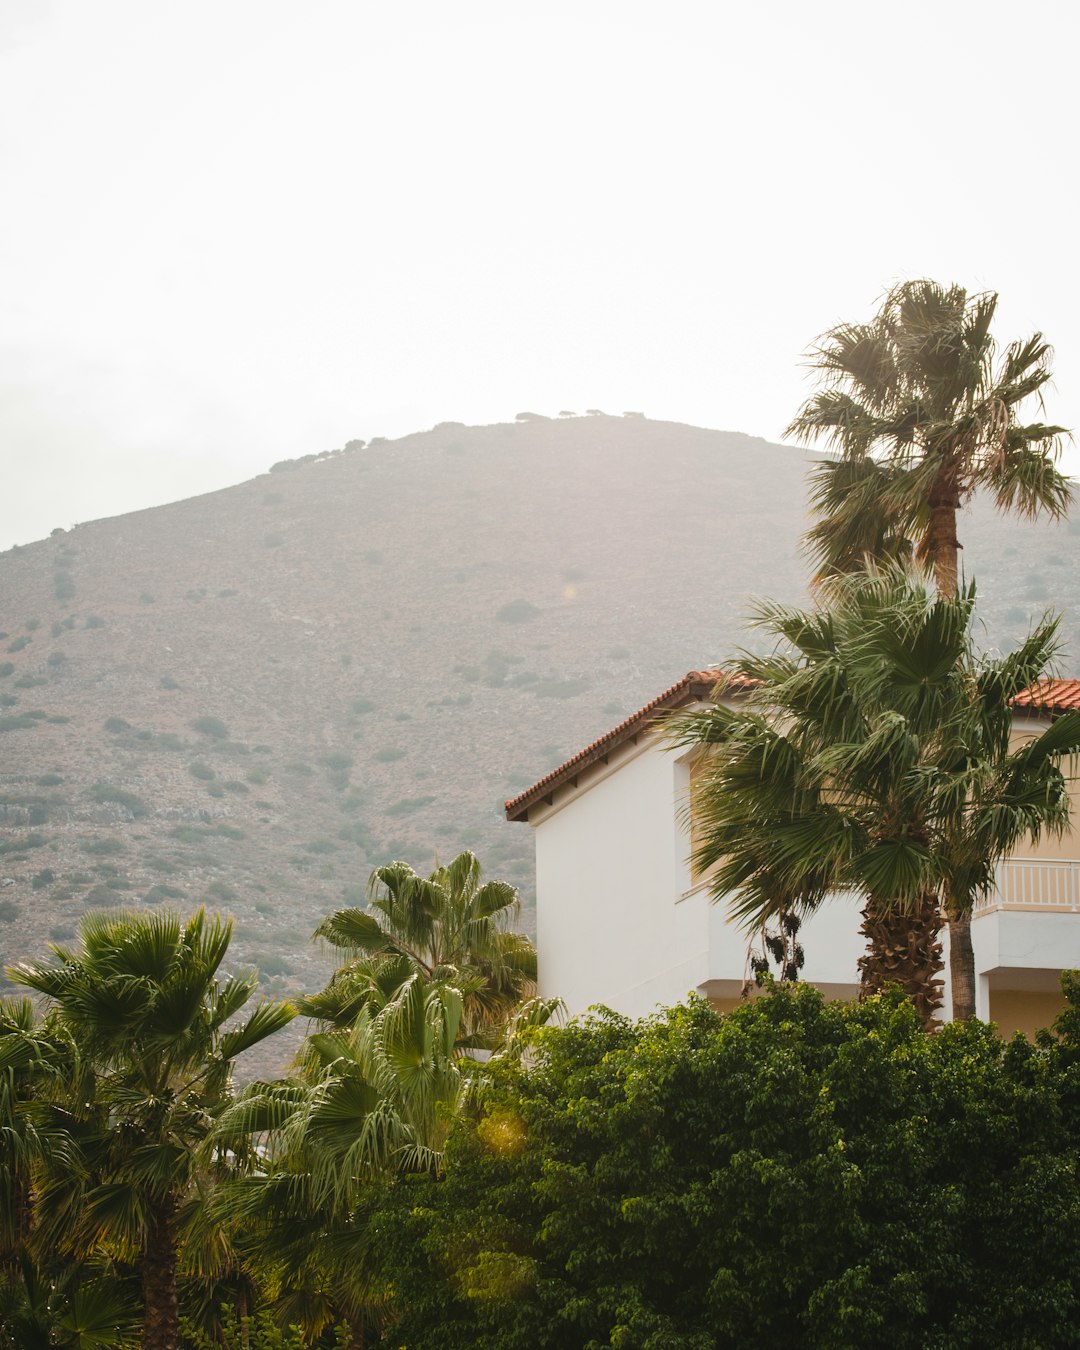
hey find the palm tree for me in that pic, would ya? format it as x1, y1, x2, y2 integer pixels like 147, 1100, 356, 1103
8, 909, 295, 1350
789, 279, 1072, 595
789, 280, 1074, 1014
214, 965, 555, 1347
303, 851, 542, 1050
668, 569, 1080, 1027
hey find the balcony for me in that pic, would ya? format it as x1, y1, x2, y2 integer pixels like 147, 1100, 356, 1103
975, 858, 1080, 914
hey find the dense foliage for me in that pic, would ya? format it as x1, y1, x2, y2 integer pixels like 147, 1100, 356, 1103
366, 981, 1080, 1349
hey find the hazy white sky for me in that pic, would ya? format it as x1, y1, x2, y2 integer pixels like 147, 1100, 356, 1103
2, 0, 1078, 549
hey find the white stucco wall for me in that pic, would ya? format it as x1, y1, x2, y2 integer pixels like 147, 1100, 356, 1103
533, 737, 700, 1019
524, 715, 1080, 1027
530, 734, 865, 1019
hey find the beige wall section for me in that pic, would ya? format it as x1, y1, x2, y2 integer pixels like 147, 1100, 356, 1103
989, 989, 1064, 1039
1009, 720, 1080, 862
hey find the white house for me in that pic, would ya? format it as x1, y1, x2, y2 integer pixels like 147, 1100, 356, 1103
505, 670, 1080, 1038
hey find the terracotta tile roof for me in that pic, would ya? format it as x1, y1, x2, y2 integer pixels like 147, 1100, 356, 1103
505, 672, 1080, 825
504, 669, 753, 822
1012, 678, 1080, 715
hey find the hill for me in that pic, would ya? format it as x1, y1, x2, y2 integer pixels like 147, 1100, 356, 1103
1, 413, 1077, 1069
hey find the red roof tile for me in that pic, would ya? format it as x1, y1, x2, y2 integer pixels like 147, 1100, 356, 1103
1012, 678, 1080, 715
503, 669, 752, 822
505, 673, 1080, 824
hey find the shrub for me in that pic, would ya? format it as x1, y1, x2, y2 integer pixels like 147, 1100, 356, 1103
337, 821, 375, 850
284, 762, 313, 776
140, 592, 155, 604
88, 783, 149, 817
323, 751, 354, 772
25, 618, 41, 632
368, 986, 1080, 1348
223, 779, 249, 794
351, 697, 376, 714
53, 571, 75, 600
207, 782, 225, 797
83, 885, 116, 907
85, 614, 105, 629
81, 838, 124, 856
191, 715, 229, 740
31, 868, 56, 890
13, 676, 47, 688
0, 664, 12, 678
7, 636, 30, 653
302, 838, 338, 854
46, 651, 67, 667
495, 599, 539, 624
246, 766, 269, 786
189, 762, 215, 781
218, 588, 239, 598
0, 714, 38, 732
36, 774, 63, 786
104, 717, 131, 732
374, 747, 406, 763
0, 901, 19, 923
46, 714, 70, 724
263, 533, 284, 548
386, 795, 436, 817
533, 676, 590, 699
145, 884, 185, 904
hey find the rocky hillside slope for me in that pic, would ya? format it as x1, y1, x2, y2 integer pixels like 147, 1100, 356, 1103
1, 414, 1076, 1067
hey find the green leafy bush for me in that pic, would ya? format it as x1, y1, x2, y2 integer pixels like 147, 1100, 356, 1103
88, 783, 149, 817
368, 986, 1080, 1348
386, 795, 436, 816
81, 838, 124, 856
0, 715, 38, 732
191, 715, 229, 740
495, 598, 540, 623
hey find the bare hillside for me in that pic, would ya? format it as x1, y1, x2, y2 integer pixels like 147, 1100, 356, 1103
1, 413, 1077, 1070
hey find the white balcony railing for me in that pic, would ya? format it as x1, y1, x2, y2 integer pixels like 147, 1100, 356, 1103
975, 859, 1080, 914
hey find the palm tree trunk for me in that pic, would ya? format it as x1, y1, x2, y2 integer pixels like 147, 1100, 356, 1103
948, 912, 976, 1021
858, 891, 945, 1029
926, 481, 982, 1025
141, 1195, 180, 1350
927, 485, 961, 597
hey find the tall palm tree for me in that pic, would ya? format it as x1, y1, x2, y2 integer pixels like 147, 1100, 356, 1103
668, 569, 1080, 1027
8, 909, 295, 1350
303, 851, 542, 1050
789, 279, 1072, 595
789, 280, 1074, 1014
